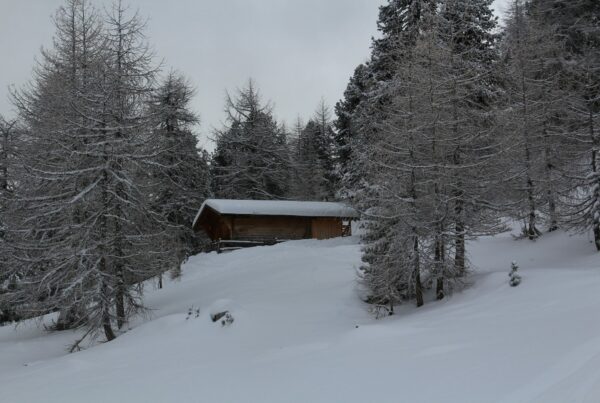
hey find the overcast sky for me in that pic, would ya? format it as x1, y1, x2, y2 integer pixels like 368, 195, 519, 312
0, 0, 509, 150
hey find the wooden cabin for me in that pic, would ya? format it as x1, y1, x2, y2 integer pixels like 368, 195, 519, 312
192, 199, 358, 245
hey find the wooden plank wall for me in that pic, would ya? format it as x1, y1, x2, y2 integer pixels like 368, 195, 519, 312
198, 211, 348, 241
310, 218, 342, 240
231, 216, 310, 240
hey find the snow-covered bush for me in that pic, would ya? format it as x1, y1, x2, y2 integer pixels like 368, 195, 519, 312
509, 261, 522, 287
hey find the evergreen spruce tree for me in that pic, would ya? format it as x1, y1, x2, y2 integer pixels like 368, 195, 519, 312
509, 261, 522, 286
335, 1, 431, 194
334, 64, 369, 186
149, 72, 212, 279
211, 80, 291, 200
292, 100, 337, 201
293, 120, 326, 200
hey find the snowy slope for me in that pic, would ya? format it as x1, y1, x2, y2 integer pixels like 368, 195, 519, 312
0, 230, 599, 403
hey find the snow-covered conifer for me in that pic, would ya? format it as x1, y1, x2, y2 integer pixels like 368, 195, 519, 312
6, 0, 170, 345
148, 72, 212, 278
530, 0, 600, 250
509, 261, 522, 286
351, 0, 432, 309
334, 64, 369, 186
0, 116, 21, 324
351, 0, 504, 307
211, 80, 291, 200
500, 0, 573, 238
292, 100, 337, 201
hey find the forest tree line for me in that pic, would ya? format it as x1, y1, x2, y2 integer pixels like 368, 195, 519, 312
0, 0, 598, 346
337, 0, 599, 312
0, 0, 341, 346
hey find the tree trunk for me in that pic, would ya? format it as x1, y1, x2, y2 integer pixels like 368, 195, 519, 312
436, 278, 444, 301
544, 146, 558, 233
413, 234, 423, 307
103, 312, 116, 341
543, 123, 558, 232
525, 164, 540, 239
100, 157, 116, 341
454, 224, 465, 276
453, 162, 465, 276
547, 184, 558, 232
114, 175, 126, 329
116, 281, 125, 330
451, 77, 466, 276
435, 231, 445, 300
519, 50, 540, 240
102, 280, 116, 342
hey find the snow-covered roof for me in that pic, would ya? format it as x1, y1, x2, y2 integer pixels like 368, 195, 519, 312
194, 199, 358, 227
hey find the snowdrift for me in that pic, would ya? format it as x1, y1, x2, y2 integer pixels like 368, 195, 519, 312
0, 230, 599, 403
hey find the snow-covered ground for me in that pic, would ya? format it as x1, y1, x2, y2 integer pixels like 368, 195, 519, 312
0, 229, 599, 403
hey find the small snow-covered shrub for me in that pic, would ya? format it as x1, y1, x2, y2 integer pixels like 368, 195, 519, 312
369, 304, 393, 319
509, 261, 522, 287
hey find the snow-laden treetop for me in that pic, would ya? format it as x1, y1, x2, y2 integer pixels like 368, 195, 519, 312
193, 199, 358, 226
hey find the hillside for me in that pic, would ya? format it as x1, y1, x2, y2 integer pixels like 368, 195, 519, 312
0, 229, 599, 403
